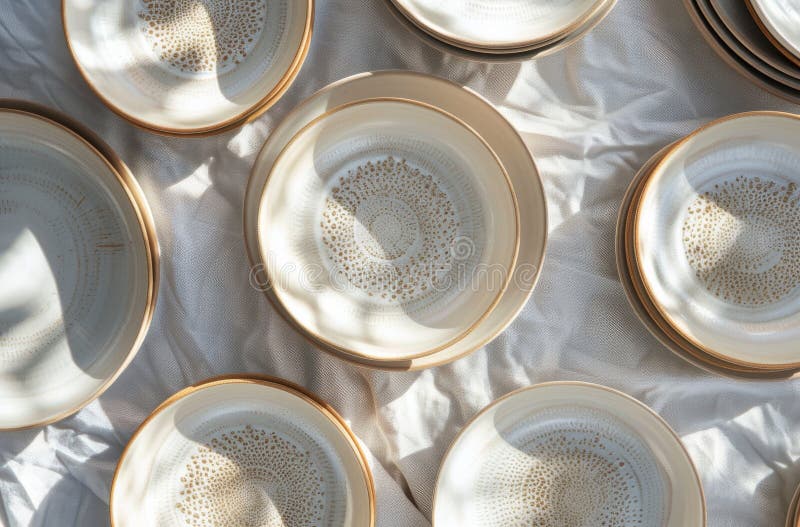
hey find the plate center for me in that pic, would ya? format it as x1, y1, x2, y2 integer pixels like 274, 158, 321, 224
682, 175, 800, 306
320, 156, 465, 306
138, 0, 268, 76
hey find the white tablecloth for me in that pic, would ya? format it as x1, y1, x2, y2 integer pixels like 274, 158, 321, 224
1, 0, 799, 525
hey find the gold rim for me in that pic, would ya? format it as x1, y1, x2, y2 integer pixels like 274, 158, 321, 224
617, 146, 800, 380
255, 96, 522, 363
431, 381, 707, 526
683, 0, 800, 105
0, 100, 159, 431
109, 374, 376, 527
61, 0, 314, 136
745, 0, 800, 69
243, 70, 548, 371
389, 0, 608, 50
633, 111, 800, 370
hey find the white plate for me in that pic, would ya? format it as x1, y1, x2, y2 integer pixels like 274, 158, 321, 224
390, 0, 606, 50
111, 377, 374, 527
63, 0, 312, 134
635, 112, 800, 368
696, 0, 800, 90
384, 0, 616, 62
749, 0, 800, 63
0, 106, 155, 429
434, 382, 705, 526
257, 98, 519, 362
710, 0, 800, 80
244, 71, 548, 370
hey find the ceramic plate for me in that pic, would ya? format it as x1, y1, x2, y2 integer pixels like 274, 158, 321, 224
63, 0, 313, 135
244, 71, 548, 370
257, 98, 519, 362
111, 376, 375, 527
683, 0, 800, 106
617, 145, 800, 380
635, 112, 800, 369
390, 0, 606, 50
709, 0, 800, 80
433, 382, 705, 526
385, 0, 616, 62
0, 104, 156, 429
749, 0, 800, 63
696, 0, 800, 90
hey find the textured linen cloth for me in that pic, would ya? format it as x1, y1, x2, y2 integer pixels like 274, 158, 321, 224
0, 0, 799, 525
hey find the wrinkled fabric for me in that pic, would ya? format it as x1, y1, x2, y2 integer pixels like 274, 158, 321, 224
0, 0, 799, 526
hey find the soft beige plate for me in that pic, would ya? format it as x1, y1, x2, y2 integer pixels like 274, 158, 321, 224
0, 101, 158, 430
384, 0, 616, 62
617, 144, 800, 380
709, 0, 800, 80
684, 0, 800, 105
634, 112, 800, 369
748, 0, 800, 65
398, 0, 612, 55
244, 71, 548, 370
256, 98, 519, 362
111, 375, 375, 527
433, 382, 706, 526
389, 0, 607, 50
696, 0, 800, 90
63, 0, 313, 135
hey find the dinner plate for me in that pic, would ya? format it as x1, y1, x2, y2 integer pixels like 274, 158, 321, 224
244, 71, 548, 370
63, 0, 313, 135
257, 98, 519, 362
111, 376, 375, 527
385, 0, 616, 62
709, 0, 800, 80
396, 0, 612, 55
683, 0, 800, 106
748, 0, 800, 65
617, 144, 800, 380
0, 102, 157, 429
433, 382, 706, 526
389, 0, 607, 50
634, 112, 800, 369
696, 0, 800, 90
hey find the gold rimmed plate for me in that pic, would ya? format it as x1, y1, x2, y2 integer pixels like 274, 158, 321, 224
709, 0, 800, 80
256, 97, 520, 363
389, 0, 608, 51
433, 382, 706, 526
384, 0, 616, 63
683, 0, 800, 105
617, 143, 800, 380
244, 71, 548, 370
0, 100, 159, 429
111, 375, 375, 527
63, 0, 313, 136
696, 0, 800, 90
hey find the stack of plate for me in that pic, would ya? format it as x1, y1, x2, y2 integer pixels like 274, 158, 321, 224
385, 0, 616, 62
0, 100, 158, 429
433, 382, 706, 526
617, 112, 800, 380
62, 0, 314, 135
111, 375, 375, 527
787, 482, 800, 527
684, 0, 800, 104
244, 71, 548, 370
